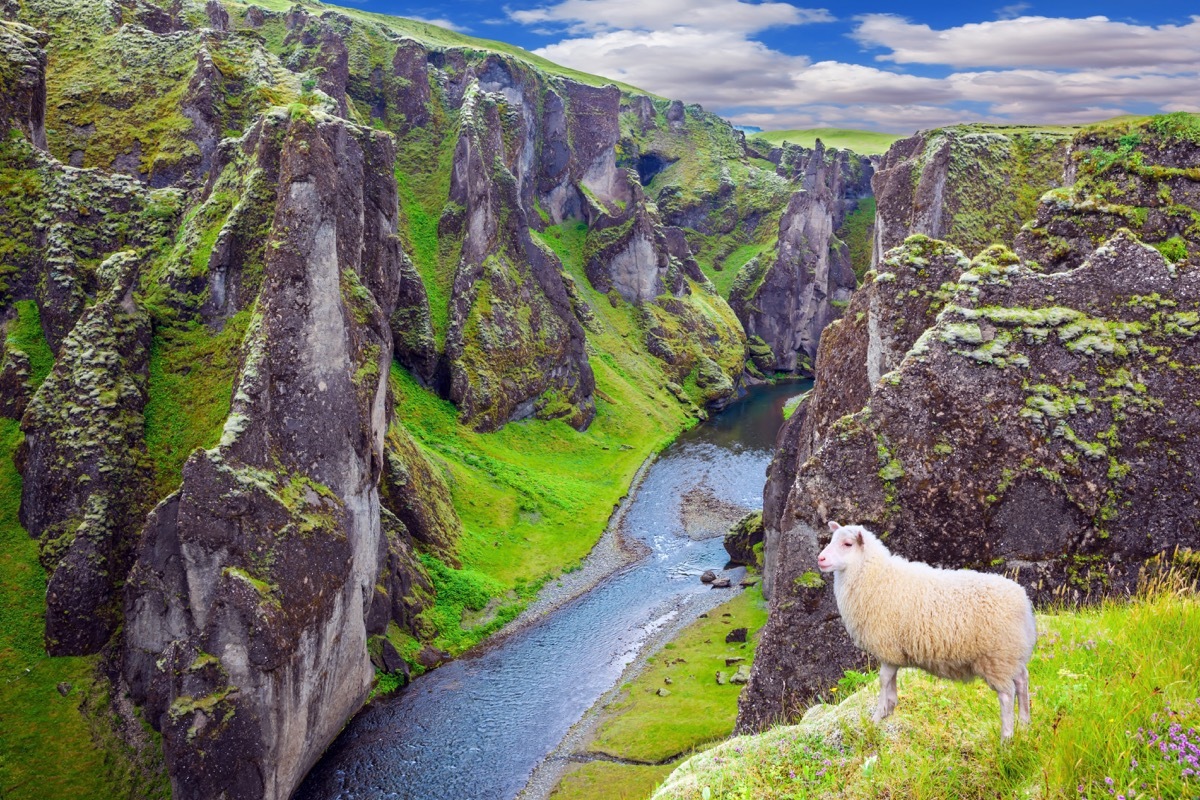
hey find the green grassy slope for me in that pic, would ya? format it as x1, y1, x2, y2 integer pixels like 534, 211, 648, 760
654, 574, 1200, 800
396, 219, 752, 656
551, 586, 769, 800
753, 128, 904, 155
277, 0, 649, 94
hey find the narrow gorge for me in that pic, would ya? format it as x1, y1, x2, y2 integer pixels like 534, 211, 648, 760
0, 2, 871, 798
2, 2, 1198, 800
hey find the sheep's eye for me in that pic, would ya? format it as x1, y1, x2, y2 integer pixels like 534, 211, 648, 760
842, 541, 852, 548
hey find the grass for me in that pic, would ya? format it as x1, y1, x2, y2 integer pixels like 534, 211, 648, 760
548, 587, 770, 800
837, 198, 876, 284
0, 419, 160, 798
588, 586, 770, 765
653, 571, 1200, 800
5, 300, 55, 387
752, 129, 904, 156
550, 762, 679, 800
143, 312, 250, 499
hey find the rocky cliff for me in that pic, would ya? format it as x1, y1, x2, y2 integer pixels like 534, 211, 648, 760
0, 0, 863, 796
872, 125, 1070, 261
737, 115, 1200, 732
730, 141, 873, 373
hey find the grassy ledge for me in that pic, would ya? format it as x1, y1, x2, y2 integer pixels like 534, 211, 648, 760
752, 129, 904, 156
550, 586, 769, 800
0, 419, 167, 798
653, 575, 1200, 800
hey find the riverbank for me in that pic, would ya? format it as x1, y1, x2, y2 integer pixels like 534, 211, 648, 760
493, 455, 658, 646
297, 381, 807, 800
529, 585, 768, 800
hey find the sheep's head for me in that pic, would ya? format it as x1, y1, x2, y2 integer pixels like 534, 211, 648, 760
817, 521, 867, 573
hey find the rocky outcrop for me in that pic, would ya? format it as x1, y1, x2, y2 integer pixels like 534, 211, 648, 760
122, 108, 430, 800
0, 21, 47, 149
440, 63, 597, 431
1017, 116, 1200, 271
738, 117, 1200, 732
730, 142, 873, 373
873, 125, 1071, 262
19, 252, 151, 654
723, 511, 763, 568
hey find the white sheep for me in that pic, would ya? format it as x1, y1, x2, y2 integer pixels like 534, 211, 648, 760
816, 521, 1037, 739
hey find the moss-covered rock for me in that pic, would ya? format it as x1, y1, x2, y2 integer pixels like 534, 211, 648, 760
20, 251, 151, 655
739, 227, 1200, 733
873, 125, 1072, 260
1016, 114, 1200, 271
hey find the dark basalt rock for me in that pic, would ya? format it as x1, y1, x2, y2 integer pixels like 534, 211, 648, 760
738, 226, 1200, 733
723, 511, 763, 568
0, 21, 48, 150
872, 125, 1071, 261
123, 110, 432, 800
730, 141, 873, 373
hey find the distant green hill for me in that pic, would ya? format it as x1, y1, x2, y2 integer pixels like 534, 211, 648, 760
752, 128, 904, 155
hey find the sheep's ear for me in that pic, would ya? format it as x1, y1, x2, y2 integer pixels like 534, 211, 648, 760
855, 531, 864, 546
827, 521, 841, 532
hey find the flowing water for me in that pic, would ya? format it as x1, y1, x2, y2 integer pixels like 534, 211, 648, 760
298, 380, 811, 800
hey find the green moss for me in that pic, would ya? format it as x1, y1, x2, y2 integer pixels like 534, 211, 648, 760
586, 587, 769, 764
5, 299, 55, 389
1152, 236, 1188, 263
837, 197, 876, 284
144, 312, 251, 499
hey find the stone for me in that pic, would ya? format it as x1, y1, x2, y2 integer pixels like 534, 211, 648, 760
56, 682, 71, 696
724, 511, 764, 567
656, 687, 671, 697
700, 570, 717, 584
725, 628, 747, 644
730, 665, 751, 685
379, 640, 410, 680
725, 657, 745, 667
715, 671, 728, 686
711, 578, 732, 588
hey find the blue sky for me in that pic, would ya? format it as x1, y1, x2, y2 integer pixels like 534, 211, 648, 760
327, 0, 1200, 133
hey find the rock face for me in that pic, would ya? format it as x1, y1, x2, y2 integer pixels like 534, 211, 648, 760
738, 117, 1200, 733
123, 109, 429, 800
0, 2, 758, 797
873, 126, 1070, 262
0, 21, 47, 149
730, 142, 874, 373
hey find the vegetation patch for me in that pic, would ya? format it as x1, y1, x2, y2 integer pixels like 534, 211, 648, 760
652, 576, 1200, 800
0, 419, 166, 798
586, 586, 769, 765
143, 311, 251, 499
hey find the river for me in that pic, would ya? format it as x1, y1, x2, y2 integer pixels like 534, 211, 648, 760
297, 380, 810, 800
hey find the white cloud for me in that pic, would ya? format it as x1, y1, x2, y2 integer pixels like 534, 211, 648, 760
509, 3, 1200, 132
853, 14, 1200, 70
509, 0, 833, 34
404, 15, 469, 32
995, 3, 1031, 21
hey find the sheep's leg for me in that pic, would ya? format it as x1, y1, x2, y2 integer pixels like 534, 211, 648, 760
996, 683, 1016, 740
873, 663, 899, 722
1015, 665, 1031, 725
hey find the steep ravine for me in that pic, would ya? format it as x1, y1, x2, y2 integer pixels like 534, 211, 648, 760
0, 3, 878, 798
